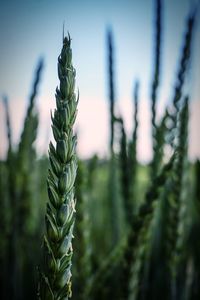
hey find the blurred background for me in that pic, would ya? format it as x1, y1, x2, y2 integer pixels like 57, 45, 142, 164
0, 0, 199, 161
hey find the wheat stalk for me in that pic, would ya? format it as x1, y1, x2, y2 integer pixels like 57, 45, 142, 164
121, 154, 175, 299
151, 0, 162, 172
40, 34, 78, 300
88, 237, 126, 299
118, 117, 132, 226
0, 96, 13, 298
128, 80, 139, 213
169, 97, 189, 299
106, 29, 121, 246
107, 28, 116, 154
168, 11, 195, 148
18, 58, 43, 164
3, 95, 12, 154
17, 59, 44, 236
151, 108, 169, 175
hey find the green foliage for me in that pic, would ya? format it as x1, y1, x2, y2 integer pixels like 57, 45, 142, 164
186, 160, 200, 300
0, 59, 44, 300
17, 58, 44, 236
88, 237, 126, 299
121, 155, 175, 299
73, 160, 91, 300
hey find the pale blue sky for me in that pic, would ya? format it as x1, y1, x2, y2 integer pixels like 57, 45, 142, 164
0, 0, 199, 160
0, 0, 199, 100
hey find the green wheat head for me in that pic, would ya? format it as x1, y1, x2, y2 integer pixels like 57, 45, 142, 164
18, 58, 43, 167
168, 12, 195, 148
40, 34, 78, 300
151, 109, 169, 175
170, 97, 189, 278
17, 59, 44, 236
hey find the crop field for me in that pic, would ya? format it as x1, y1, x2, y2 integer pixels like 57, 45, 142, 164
0, 0, 200, 300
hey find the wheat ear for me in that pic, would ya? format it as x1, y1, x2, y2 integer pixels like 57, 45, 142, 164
40, 34, 78, 300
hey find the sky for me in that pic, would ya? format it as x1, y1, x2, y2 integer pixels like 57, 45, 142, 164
0, 0, 200, 162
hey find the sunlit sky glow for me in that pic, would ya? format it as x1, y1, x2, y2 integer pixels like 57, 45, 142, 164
0, 0, 200, 162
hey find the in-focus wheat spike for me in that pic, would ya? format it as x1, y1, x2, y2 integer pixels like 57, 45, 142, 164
151, 0, 162, 165
40, 34, 78, 300
107, 28, 115, 154
168, 11, 195, 147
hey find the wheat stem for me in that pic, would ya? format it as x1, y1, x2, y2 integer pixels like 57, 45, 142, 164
151, 0, 162, 159
107, 28, 116, 154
